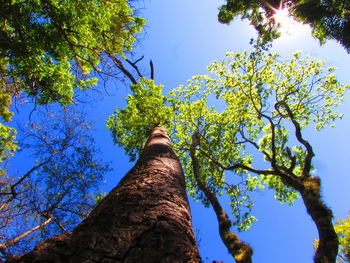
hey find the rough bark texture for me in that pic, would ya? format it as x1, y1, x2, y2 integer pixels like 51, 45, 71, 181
10, 126, 201, 263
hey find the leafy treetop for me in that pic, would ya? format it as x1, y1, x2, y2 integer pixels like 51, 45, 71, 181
107, 78, 172, 162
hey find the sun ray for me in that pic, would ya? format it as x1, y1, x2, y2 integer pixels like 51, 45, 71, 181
263, 0, 310, 40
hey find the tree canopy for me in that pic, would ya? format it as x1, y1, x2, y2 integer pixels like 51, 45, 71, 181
218, 0, 350, 52
0, 0, 145, 163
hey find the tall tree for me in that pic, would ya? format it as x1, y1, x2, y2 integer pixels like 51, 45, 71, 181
218, 0, 350, 52
168, 49, 348, 262
9, 126, 201, 263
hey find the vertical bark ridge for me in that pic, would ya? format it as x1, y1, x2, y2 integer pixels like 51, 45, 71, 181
10, 126, 201, 263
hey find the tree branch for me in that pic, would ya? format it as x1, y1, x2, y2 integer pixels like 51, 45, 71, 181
190, 133, 253, 263
276, 101, 314, 177
125, 56, 144, 79
0, 217, 52, 250
0, 158, 53, 211
110, 56, 138, 85
150, 60, 154, 80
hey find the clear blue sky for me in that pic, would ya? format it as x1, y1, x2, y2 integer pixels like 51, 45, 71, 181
29, 0, 349, 262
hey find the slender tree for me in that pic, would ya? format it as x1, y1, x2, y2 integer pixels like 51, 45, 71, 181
9, 125, 201, 262
168, 49, 348, 262
190, 133, 253, 263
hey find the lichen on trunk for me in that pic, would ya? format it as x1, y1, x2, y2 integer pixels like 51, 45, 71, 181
300, 177, 338, 263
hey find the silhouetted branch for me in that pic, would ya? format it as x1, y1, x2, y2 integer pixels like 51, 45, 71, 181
150, 60, 154, 80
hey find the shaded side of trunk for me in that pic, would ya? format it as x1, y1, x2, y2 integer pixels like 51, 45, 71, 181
11, 126, 201, 263
300, 177, 338, 263
190, 133, 253, 263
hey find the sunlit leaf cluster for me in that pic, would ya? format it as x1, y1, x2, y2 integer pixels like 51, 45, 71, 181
335, 212, 350, 262
107, 78, 172, 161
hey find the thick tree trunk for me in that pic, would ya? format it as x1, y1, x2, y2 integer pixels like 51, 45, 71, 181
300, 177, 338, 263
11, 126, 201, 263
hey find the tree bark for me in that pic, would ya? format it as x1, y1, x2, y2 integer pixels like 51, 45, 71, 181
280, 174, 338, 263
10, 126, 201, 263
299, 177, 338, 263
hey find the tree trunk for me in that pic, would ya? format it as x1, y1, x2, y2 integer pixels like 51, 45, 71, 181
281, 174, 338, 263
300, 177, 338, 263
10, 126, 201, 263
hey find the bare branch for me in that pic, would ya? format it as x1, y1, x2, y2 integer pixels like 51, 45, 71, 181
0, 158, 53, 211
110, 56, 138, 85
150, 60, 154, 80
238, 127, 272, 162
198, 146, 279, 176
126, 56, 144, 79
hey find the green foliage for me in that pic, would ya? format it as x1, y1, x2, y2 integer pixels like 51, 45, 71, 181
0, 90, 18, 163
0, 0, 144, 164
168, 48, 348, 230
218, 0, 280, 42
108, 47, 349, 232
218, 0, 350, 52
107, 78, 172, 161
94, 192, 108, 204
0, 123, 18, 164
1, 0, 144, 103
335, 212, 350, 262
174, 49, 348, 230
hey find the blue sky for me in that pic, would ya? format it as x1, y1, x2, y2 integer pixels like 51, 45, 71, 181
9, 0, 350, 262
85, 1, 350, 262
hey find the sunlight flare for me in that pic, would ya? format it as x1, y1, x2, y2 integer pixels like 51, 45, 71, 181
272, 7, 310, 40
